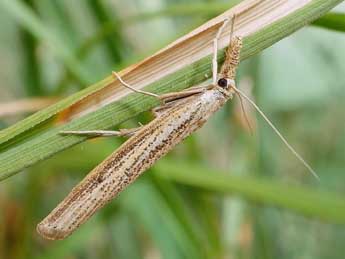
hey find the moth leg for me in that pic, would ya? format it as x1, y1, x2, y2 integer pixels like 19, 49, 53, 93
158, 86, 210, 103
112, 71, 209, 104
60, 127, 142, 138
219, 15, 242, 81
152, 102, 176, 117
151, 87, 209, 117
212, 17, 231, 85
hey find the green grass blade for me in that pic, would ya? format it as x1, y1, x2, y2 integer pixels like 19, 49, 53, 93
155, 160, 345, 224
0, 0, 343, 180
312, 12, 345, 32
32, 143, 345, 225
127, 2, 235, 22
120, 179, 202, 259
0, 0, 90, 84
0, 76, 114, 146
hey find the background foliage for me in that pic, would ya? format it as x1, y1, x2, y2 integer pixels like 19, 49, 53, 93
0, 0, 344, 258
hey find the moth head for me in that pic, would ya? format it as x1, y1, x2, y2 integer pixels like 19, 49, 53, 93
217, 78, 235, 90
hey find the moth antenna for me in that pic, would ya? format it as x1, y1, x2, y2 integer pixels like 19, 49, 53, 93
112, 71, 160, 99
232, 86, 320, 181
235, 91, 254, 135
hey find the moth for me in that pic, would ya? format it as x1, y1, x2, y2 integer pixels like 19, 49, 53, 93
37, 17, 317, 240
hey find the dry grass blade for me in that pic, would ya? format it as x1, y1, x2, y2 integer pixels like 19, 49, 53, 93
0, 0, 343, 179
59, 0, 314, 121
0, 98, 59, 118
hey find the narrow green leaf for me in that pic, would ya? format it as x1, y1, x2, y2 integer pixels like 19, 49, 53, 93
126, 2, 236, 22
0, 76, 113, 146
120, 180, 202, 259
312, 12, 345, 32
0, 0, 343, 180
155, 160, 345, 224
32, 142, 345, 225
0, 0, 90, 84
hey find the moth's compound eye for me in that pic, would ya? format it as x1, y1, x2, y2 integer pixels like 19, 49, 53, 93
217, 78, 229, 89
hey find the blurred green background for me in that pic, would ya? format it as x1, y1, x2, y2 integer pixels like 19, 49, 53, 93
0, 0, 344, 258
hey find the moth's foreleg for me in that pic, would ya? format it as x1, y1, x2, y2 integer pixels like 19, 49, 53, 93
157, 86, 209, 103
60, 127, 142, 138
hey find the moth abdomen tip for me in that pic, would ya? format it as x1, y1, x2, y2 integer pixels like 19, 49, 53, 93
36, 221, 71, 240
